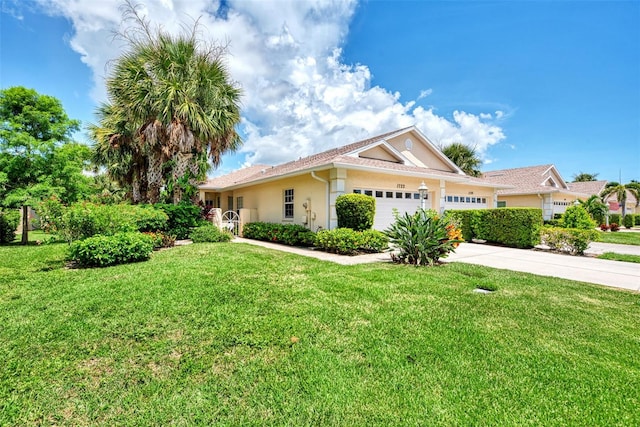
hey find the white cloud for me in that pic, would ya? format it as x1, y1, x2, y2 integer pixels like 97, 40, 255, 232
418, 88, 433, 100
33, 0, 506, 168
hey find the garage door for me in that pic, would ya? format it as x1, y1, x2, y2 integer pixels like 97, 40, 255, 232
353, 189, 431, 231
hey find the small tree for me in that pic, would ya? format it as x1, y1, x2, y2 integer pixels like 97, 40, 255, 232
335, 194, 375, 231
579, 195, 608, 224
442, 142, 482, 177
0, 87, 83, 244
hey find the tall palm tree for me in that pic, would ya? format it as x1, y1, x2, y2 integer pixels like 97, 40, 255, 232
92, 4, 242, 204
579, 194, 608, 224
600, 182, 640, 218
441, 143, 482, 177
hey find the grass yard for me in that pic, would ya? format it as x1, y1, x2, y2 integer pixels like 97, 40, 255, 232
597, 252, 640, 263
1, 241, 639, 426
597, 230, 640, 246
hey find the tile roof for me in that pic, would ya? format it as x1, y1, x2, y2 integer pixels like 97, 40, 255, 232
482, 164, 570, 195
567, 180, 608, 197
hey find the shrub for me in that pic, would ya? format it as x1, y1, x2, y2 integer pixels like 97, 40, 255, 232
609, 214, 621, 225
610, 223, 620, 232
189, 225, 233, 243
447, 208, 542, 248
385, 209, 463, 266
599, 223, 610, 231
0, 209, 19, 244
127, 205, 168, 232
315, 228, 362, 255
154, 203, 201, 239
623, 214, 635, 229
242, 222, 315, 247
359, 229, 390, 253
36, 197, 65, 233
560, 205, 596, 230
335, 193, 375, 231
142, 231, 176, 249
540, 227, 599, 256
68, 232, 154, 267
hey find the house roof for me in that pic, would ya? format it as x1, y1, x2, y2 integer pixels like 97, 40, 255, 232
482, 164, 577, 196
202, 127, 509, 191
568, 180, 608, 197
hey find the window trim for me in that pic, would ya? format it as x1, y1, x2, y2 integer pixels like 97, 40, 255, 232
284, 188, 294, 219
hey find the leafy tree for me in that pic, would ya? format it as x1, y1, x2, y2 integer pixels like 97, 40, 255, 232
600, 182, 640, 218
91, 3, 242, 204
442, 142, 482, 177
572, 172, 599, 182
0, 86, 86, 244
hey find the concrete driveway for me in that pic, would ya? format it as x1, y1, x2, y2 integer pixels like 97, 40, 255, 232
445, 243, 640, 292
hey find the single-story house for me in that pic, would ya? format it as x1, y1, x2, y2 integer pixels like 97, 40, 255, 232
199, 127, 511, 232
482, 165, 604, 220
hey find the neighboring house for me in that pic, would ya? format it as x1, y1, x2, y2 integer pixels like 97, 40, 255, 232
199, 127, 511, 232
598, 189, 639, 216
482, 165, 597, 220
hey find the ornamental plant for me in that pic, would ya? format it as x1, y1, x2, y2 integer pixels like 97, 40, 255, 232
385, 209, 463, 266
335, 193, 375, 231
560, 205, 596, 230
622, 214, 635, 229
67, 232, 155, 267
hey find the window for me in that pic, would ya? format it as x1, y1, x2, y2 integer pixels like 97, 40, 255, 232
364, 190, 373, 196
375, 191, 383, 198
454, 196, 459, 203
447, 196, 453, 203
386, 191, 393, 198
396, 192, 403, 199
413, 193, 420, 200
497, 201, 507, 208
353, 189, 362, 194
284, 189, 294, 219
466, 197, 471, 203
482, 198, 486, 204
405, 192, 412, 199
236, 196, 244, 210
227, 196, 233, 211
205, 199, 213, 207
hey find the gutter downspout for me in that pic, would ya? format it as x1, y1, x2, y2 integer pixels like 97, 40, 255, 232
311, 171, 330, 230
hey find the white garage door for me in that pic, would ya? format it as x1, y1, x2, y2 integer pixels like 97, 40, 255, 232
354, 189, 431, 231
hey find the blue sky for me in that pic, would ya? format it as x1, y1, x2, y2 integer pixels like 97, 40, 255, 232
1, 0, 638, 183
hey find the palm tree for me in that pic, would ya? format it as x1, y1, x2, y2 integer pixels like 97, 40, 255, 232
91, 3, 242, 204
578, 194, 608, 224
600, 182, 640, 218
441, 143, 482, 177
572, 172, 599, 182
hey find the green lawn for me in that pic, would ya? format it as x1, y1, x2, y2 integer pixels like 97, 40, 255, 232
597, 252, 640, 263
1, 242, 639, 426
598, 230, 640, 245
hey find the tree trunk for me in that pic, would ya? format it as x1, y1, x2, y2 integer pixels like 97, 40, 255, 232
21, 205, 28, 245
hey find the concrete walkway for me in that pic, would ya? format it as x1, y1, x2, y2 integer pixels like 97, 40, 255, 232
233, 238, 640, 292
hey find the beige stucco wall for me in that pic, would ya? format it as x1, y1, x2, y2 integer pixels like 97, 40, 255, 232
498, 195, 542, 209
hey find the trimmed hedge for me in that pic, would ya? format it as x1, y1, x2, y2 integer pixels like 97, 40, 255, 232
560, 205, 596, 230
623, 214, 635, 229
609, 213, 621, 225
447, 208, 543, 248
315, 228, 388, 255
67, 232, 155, 267
540, 227, 599, 256
0, 209, 19, 244
336, 193, 375, 231
243, 222, 316, 247
190, 225, 233, 243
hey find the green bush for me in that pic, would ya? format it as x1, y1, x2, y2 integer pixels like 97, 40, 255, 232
242, 222, 316, 247
154, 203, 201, 239
609, 213, 621, 225
68, 232, 155, 267
53, 203, 168, 242
335, 193, 375, 231
359, 229, 390, 253
540, 227, 599, 256
190, 225, 233, 243
385, 209, 463, 266
448, 208, 542, 248
623, 214, 635, 229
560, 205, 596, 230
315, 228, 362, 255
0, 209, 19, 244
36, 197, 65, 233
